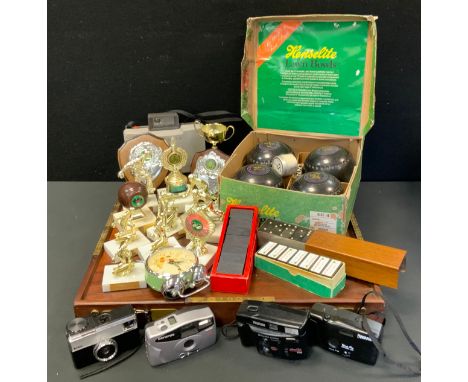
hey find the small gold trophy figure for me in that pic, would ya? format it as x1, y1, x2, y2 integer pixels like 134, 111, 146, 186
149, 224, 168, 254
188, 174, 224, 222
182, 175, 220, 258
152, 191, 183, 237
162, 137, 188, 194
118, 150, 156, 194
112, 210, 138, 276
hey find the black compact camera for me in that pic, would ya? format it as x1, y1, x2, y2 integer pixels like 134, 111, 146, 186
309, 303, 383, 365
65, 305, 141, 369
236, 300, 311, 360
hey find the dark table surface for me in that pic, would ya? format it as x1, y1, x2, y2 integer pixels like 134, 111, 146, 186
48, 181, 421, 381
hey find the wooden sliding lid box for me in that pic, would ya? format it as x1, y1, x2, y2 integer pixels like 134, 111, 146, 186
306, 230, 407, 288
219, 15, 378, 234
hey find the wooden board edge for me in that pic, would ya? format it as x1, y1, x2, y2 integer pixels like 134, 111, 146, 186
73, 200, 121, 310
73, 206, 386, 320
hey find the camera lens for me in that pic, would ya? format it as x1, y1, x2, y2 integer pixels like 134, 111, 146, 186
183, 339, 195, 349
93, 339, 118, 362
98, 345, 113, 358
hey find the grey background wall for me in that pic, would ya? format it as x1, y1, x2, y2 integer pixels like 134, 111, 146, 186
48, 0, 420, 181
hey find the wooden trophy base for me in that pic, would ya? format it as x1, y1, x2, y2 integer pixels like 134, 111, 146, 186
190, 148, 230, 173
74, 202, 385, 325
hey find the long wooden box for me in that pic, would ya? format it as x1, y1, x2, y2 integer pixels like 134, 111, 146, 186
74, 202, 384, 325
306, 230, 407, 288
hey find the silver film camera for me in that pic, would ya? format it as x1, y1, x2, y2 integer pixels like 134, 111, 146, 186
144, 306, 216, 366
65, 305, 140, 369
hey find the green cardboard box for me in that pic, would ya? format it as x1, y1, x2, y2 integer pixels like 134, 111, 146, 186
220, 14, 378, 234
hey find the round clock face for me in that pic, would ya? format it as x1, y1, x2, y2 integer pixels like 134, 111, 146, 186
147, 248, 196, 275
128, 142, 163, 179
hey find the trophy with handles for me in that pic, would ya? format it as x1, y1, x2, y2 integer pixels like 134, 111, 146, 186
191, 120, 235, 195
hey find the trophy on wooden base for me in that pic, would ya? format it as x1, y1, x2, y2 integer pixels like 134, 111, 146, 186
191, 120, 235, 195
117, 135, 169, 193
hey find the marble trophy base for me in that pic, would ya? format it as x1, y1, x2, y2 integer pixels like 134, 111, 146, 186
186, 241, 218, 269
102, 262, 147, 292
163, 218, 185, 239
103, 230, 151, 261
206, 221, 222, 244
146, 223, 186, 242
157, 187, 194, 213
113, 206, 156, 234
132, 194, 158, 214
136, 236, 182, 262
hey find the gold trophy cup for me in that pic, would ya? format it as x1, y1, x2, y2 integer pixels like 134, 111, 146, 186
194, 120, 235, 150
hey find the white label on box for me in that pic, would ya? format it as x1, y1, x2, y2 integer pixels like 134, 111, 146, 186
299, 253, 319, 269
310, 256, 330, 274
268, 244, 287, 259
321, 259, 343, 278
278, 248, 297, 263
285, 327, 299, 335
309, 211, 338, 233
257, 241, 277, 256
288, 250, 308, 266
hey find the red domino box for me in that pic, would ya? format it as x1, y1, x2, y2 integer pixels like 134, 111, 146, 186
210, 205, 259, 294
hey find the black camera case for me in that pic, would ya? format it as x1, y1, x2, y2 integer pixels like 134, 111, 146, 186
236, 300, 311, 360
309, 303, 383, 365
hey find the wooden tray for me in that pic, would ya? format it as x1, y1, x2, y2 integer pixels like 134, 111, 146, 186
74, 201, 384, 325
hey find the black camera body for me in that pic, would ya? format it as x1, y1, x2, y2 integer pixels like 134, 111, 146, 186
309, 303, 383, 365
65, 305, 140, 369
236, 300, 311, 360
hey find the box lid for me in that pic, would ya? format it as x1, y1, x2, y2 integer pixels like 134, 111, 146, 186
241, 15, 377, 137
